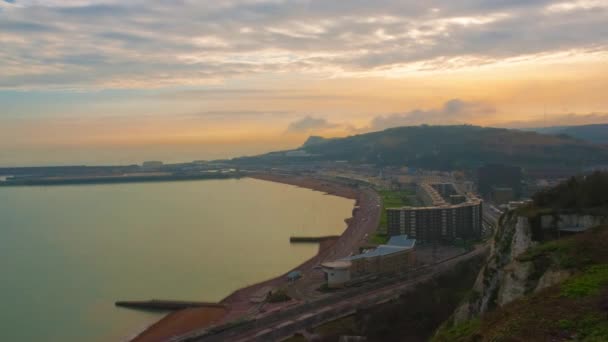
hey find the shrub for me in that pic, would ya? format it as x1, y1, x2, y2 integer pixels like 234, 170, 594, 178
267, 289, 291, 303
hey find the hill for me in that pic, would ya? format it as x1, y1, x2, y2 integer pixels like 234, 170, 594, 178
299, 125, 608, 169
529, 123, 608, 144
301, 135, 331, 147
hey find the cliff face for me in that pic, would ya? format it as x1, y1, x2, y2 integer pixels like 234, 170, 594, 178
433, 222, 608, 342
452, 211, 607, 324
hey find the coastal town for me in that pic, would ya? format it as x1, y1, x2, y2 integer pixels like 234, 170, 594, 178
0, 154, 573, 341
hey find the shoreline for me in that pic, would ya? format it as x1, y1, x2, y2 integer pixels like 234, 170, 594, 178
130, 173, 381, 341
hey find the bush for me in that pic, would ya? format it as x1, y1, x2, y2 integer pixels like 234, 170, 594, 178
532, 172, 608, 213
267, 289, 291, 303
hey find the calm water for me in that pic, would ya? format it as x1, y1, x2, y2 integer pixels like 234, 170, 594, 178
0, 178, 354, 341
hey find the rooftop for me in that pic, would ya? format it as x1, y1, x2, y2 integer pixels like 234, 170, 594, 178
339, 235, 416, 261
321, 260, 352, 269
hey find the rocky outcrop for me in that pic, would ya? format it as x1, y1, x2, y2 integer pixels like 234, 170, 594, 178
451, 211, 600, 324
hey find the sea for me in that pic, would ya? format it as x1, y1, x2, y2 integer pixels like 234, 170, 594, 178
0, 178, 354, 341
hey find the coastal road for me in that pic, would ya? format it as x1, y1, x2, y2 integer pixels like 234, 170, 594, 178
174, 244, 490, 342
482, 203, 502, 236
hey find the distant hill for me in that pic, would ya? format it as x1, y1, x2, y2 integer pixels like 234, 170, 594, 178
528, 123, 608, 144
299, 125, 608, 169
301, 135, 330, 147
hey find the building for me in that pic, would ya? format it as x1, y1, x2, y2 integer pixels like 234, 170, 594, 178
387, 183, 482, 243
346, 235, 416, 276
321, 235, 416, 288
321, 261, 352, 288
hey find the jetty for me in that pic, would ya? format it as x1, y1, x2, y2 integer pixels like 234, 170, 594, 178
115, 300, 226, 311
289, 235, 340, 243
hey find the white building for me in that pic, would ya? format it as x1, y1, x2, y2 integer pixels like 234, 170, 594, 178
321, 261, 352, 288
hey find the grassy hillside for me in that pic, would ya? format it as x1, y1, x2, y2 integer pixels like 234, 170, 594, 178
433, 225, 608, 342
301, 125, 608, 169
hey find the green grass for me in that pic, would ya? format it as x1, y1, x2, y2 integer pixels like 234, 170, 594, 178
517, 237, 594, 269
561, 264, 608, 298
370, 233, 389, 244
369, 189, 412, 245
379, 189, 412, 208
376, 189, 412, 237
555, 313, 608, 341
433, 319, 481, 342
517, 238, 573, 263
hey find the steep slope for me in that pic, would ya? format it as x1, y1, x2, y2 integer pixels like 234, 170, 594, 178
434, 173, 608, 341
434, 224, 608, 342
300, 125, 608, 169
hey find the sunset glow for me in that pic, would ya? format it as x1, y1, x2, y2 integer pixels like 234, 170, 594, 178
1, 0, 607, 165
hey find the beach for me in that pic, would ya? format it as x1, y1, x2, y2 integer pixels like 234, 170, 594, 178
131, 174, 381, 341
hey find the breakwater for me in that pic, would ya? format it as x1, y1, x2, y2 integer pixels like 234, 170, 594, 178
116, 300, 226, 311
0, 172, 240, 186
289, 236, 340, 243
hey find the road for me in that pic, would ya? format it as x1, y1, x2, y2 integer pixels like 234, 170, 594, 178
482, 203, 502, 236
173, 244, 490, 342
171, 188, 501, 342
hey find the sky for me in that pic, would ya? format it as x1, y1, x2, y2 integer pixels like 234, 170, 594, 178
1, 0, 608, 166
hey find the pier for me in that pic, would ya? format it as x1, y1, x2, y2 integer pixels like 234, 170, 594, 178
289, 236, 340, 243
115, 300, 226, 311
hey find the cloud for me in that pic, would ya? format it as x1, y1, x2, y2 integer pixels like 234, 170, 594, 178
0, 0, 605, 89
287, 116, 338, 133
367, 99, 495, 131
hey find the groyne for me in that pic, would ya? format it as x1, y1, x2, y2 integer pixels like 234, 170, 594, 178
289, 235, 340, 243
0, 172, 240, 186
116, 300, 226, 311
